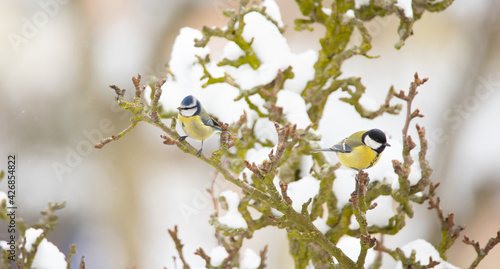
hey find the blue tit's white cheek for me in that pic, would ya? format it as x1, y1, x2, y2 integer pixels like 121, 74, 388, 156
364, 136, 382, 150
180, 107, 197, 117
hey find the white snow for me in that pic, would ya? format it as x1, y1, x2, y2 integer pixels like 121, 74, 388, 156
395, 239, 460, 269
349, 193, 396, 229
245, 145, 276, 165
222, 41, 245, 60
242, 12, 290, 69
299, 155, 314, 178
224, 11, 316, 96
155, 27, 249, 125
283, 50, 317, 94
0, 191, 7, 206
322, 8, 332, 16
240, 144, 277, 185
366, 195, 395, 226
332, 235, 376, 266
262, 0, 284, 28
396, 0, 414, 18
345, 10, 355, 19
218, 190, 248, 229
254, 119, 279, 145
24, 228, 67, 269
241, 248, 261, 269
355, 0, 371, 9
270, 208, 284, 217
286, 176, 320, 213
168, 27, 209, 88
358, 95, 379, 111
209, 246, 229, 266
276, 90, 312, 129
312, 214, 331, 233
332, 168, 357, 208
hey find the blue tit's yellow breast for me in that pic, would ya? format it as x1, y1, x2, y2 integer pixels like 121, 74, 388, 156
178, 114, 216, 141
336, 144, 381, 170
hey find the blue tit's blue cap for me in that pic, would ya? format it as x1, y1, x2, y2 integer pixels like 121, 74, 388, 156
181, 95, 197, 107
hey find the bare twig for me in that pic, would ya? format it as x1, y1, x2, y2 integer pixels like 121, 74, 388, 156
463, 230, 500, 269
132, 73, 145, 99
257, 245, 269, 269
94, 122, 138, 149
427, 192, 465, 259
150, 78, 166, 123
168, 226, 191, 269
350, 171, 372, 268
194, 248, 211, 268
79, 256, 85, 269
279, 180, 293, 205
392, 72, 429, 217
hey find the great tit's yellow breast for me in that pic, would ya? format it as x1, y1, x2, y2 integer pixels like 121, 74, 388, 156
337, 145, 381, 170
178, 114, 216, 141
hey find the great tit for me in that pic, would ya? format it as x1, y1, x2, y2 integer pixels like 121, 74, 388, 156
177, 95, 221, 156
312, 129, 390, 171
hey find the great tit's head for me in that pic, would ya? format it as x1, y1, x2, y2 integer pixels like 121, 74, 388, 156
362, 129, 390, 153
177, 95, 201, 117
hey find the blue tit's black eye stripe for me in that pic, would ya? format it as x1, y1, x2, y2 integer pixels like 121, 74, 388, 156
180, 105, 197, 110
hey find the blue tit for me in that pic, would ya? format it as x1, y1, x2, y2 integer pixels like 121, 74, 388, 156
312, 129, 390, 171
177, 95, 221, 156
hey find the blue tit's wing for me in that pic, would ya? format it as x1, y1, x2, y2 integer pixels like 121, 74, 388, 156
200, 110, 222, 131
202, 117, 222, 131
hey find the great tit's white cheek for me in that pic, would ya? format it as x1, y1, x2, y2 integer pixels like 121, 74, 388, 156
364, 136, 382, 150
181, 107, 197, 117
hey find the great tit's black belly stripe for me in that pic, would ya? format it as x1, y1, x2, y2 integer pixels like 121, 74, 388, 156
367, 152, 380, 168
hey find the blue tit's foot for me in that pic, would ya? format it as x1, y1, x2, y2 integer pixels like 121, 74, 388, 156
197, 148, 203, 156
179, 136, 188, 142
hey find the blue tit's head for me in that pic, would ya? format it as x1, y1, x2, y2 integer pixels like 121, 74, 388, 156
362, 129, 391, 153
177, 95, 202, 117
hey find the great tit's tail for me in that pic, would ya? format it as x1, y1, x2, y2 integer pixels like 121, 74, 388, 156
311, 148, 336, 153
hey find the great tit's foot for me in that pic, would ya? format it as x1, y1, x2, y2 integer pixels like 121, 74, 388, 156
197, 148, 203, 156
178, 136, 187, 142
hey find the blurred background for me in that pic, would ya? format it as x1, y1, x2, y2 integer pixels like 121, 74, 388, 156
1, 0, 500, 268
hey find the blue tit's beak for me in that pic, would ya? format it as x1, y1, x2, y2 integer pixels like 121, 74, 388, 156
385, 142, 391, 147
177, 106, 181, 111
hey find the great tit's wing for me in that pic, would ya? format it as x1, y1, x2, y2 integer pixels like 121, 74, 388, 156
336, 131, 367, 152
311, 138, 352, 153
312, 131, 366, 153
330, 138, 352, 153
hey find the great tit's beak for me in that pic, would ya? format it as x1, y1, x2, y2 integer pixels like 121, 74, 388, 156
385, 143, 391, 147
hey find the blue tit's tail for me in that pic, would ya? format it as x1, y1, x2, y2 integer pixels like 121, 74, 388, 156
215, 127, 231, 135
